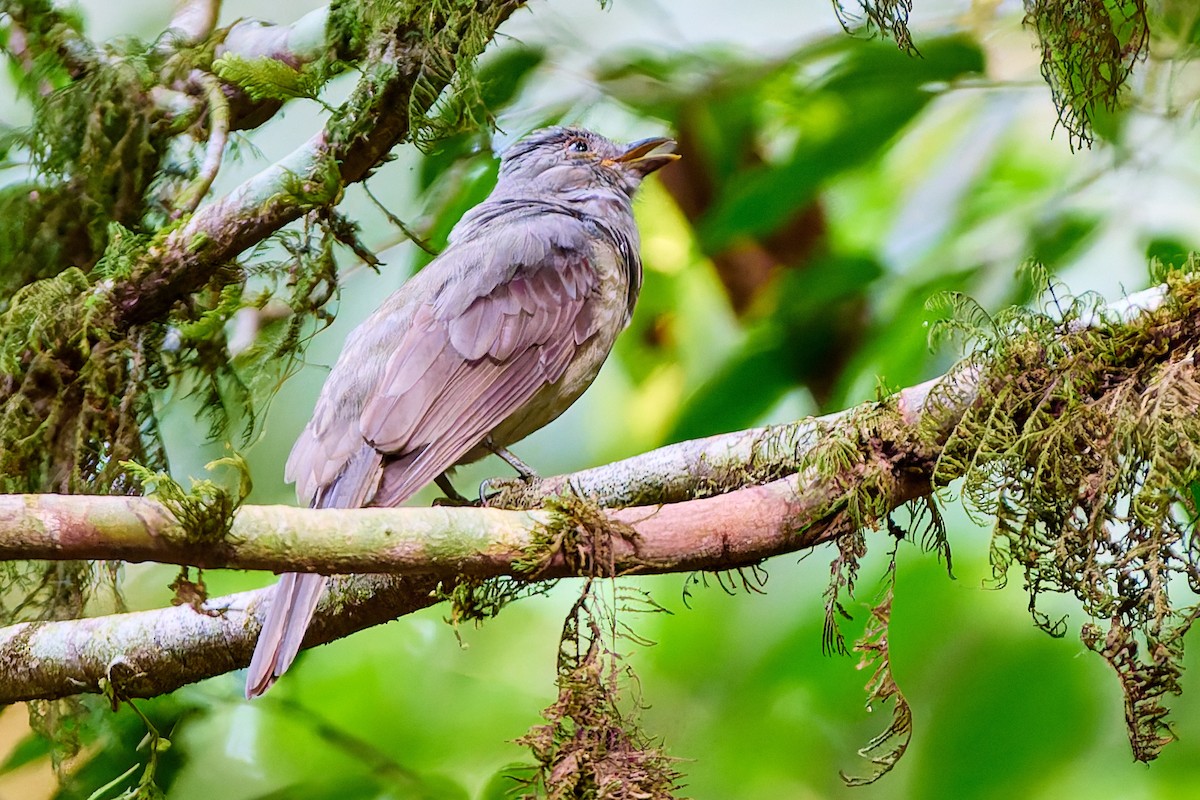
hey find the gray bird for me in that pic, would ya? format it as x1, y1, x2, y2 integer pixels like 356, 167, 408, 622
245, 126, 678, 698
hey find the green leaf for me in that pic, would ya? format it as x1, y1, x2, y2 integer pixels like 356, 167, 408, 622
1146, 237, 1193, 271
665, 323, 796, 442
414, 156, 500, 270
0, 730, 51, 774
1030, 214, 1099, 267
667, 254, 883, 440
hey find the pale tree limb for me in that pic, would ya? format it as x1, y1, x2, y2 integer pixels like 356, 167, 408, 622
0, 466, 926, 704
218, 7, 331, 66
0, 574, 443, 704
0, 281, 1182, 703
166, 0, 220, 46
0, 465, 914, 577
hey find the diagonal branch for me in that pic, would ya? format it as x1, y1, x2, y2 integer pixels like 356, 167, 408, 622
109, 1, 526, 328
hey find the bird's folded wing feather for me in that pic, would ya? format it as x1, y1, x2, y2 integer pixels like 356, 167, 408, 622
286, 216, 607, 510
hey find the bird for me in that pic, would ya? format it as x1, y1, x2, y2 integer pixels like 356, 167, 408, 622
244, 126, 679, 698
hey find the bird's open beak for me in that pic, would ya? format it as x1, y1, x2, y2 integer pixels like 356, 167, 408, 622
607, 137, 680, 176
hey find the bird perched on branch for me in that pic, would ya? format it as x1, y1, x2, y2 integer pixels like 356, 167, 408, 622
245, 126, 678, 698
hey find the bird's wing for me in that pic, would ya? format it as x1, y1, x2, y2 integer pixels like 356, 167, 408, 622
363, 224, 608, 507
285, 215, 610, 510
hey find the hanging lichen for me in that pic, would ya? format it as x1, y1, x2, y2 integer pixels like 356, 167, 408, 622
517, 584, 682, 800
840, 545, 913, 787
1024, 0, 1149, 149
926, 265, 1200, 761
831, 0, 917, 54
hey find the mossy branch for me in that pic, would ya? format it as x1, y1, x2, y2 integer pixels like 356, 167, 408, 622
108, 0, 526, 328
0, 279, 1186, 706
0, 470, 921, 704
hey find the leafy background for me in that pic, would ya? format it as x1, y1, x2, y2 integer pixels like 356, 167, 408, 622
4, 0, 1200, 797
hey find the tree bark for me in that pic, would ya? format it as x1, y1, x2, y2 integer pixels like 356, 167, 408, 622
0, 279, 1182, 703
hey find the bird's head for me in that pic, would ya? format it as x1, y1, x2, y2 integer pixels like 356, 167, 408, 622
497, 126, 679, 200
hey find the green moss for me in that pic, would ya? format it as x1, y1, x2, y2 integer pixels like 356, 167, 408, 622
123, 454, 251, 546
1024, 0, 1148, 148
925, 268, 1200, 761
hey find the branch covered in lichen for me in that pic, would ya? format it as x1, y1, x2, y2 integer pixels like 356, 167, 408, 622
926, 268, 1200, 761
109, 1, 525, 327
0, 383, 945, 702
0, 0, 525, 505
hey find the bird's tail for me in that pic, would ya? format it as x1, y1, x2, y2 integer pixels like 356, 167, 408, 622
245, 443, 384, 699
245, 571, 327, 698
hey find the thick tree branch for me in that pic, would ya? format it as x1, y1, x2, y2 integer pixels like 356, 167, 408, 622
0, 281, 1180, 702
0, 574, 443, 704
0, 467, 905, 577
0, 468, 925, 704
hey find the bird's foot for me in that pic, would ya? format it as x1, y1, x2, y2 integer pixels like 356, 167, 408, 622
433, 473, 478, 507
478, 478, 500, 507
483, 437, 540, 482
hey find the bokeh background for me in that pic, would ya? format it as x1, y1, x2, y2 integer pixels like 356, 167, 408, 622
4, 0, 1200, 797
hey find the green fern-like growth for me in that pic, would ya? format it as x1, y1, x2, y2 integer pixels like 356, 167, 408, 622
1024, 0, 1149, 148
929, 268, 1200, 761
212, 54, 326, 103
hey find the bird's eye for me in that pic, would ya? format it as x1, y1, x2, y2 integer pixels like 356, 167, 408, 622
567, 139, 589, 153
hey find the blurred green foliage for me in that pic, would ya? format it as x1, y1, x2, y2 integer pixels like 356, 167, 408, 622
6, 0, 1200, 798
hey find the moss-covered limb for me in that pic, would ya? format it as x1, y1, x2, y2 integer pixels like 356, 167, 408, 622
0, 1, 524, 511
0, 421, 943, 705
109, 0, 525, 328
926, 270, 1200, 761
485, 376, 947, 510
0, 459, 905, 578
0, 0, 97, 87
210, 7, 338, 133
0, 495, 545, 577
0, 573, 443, 703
